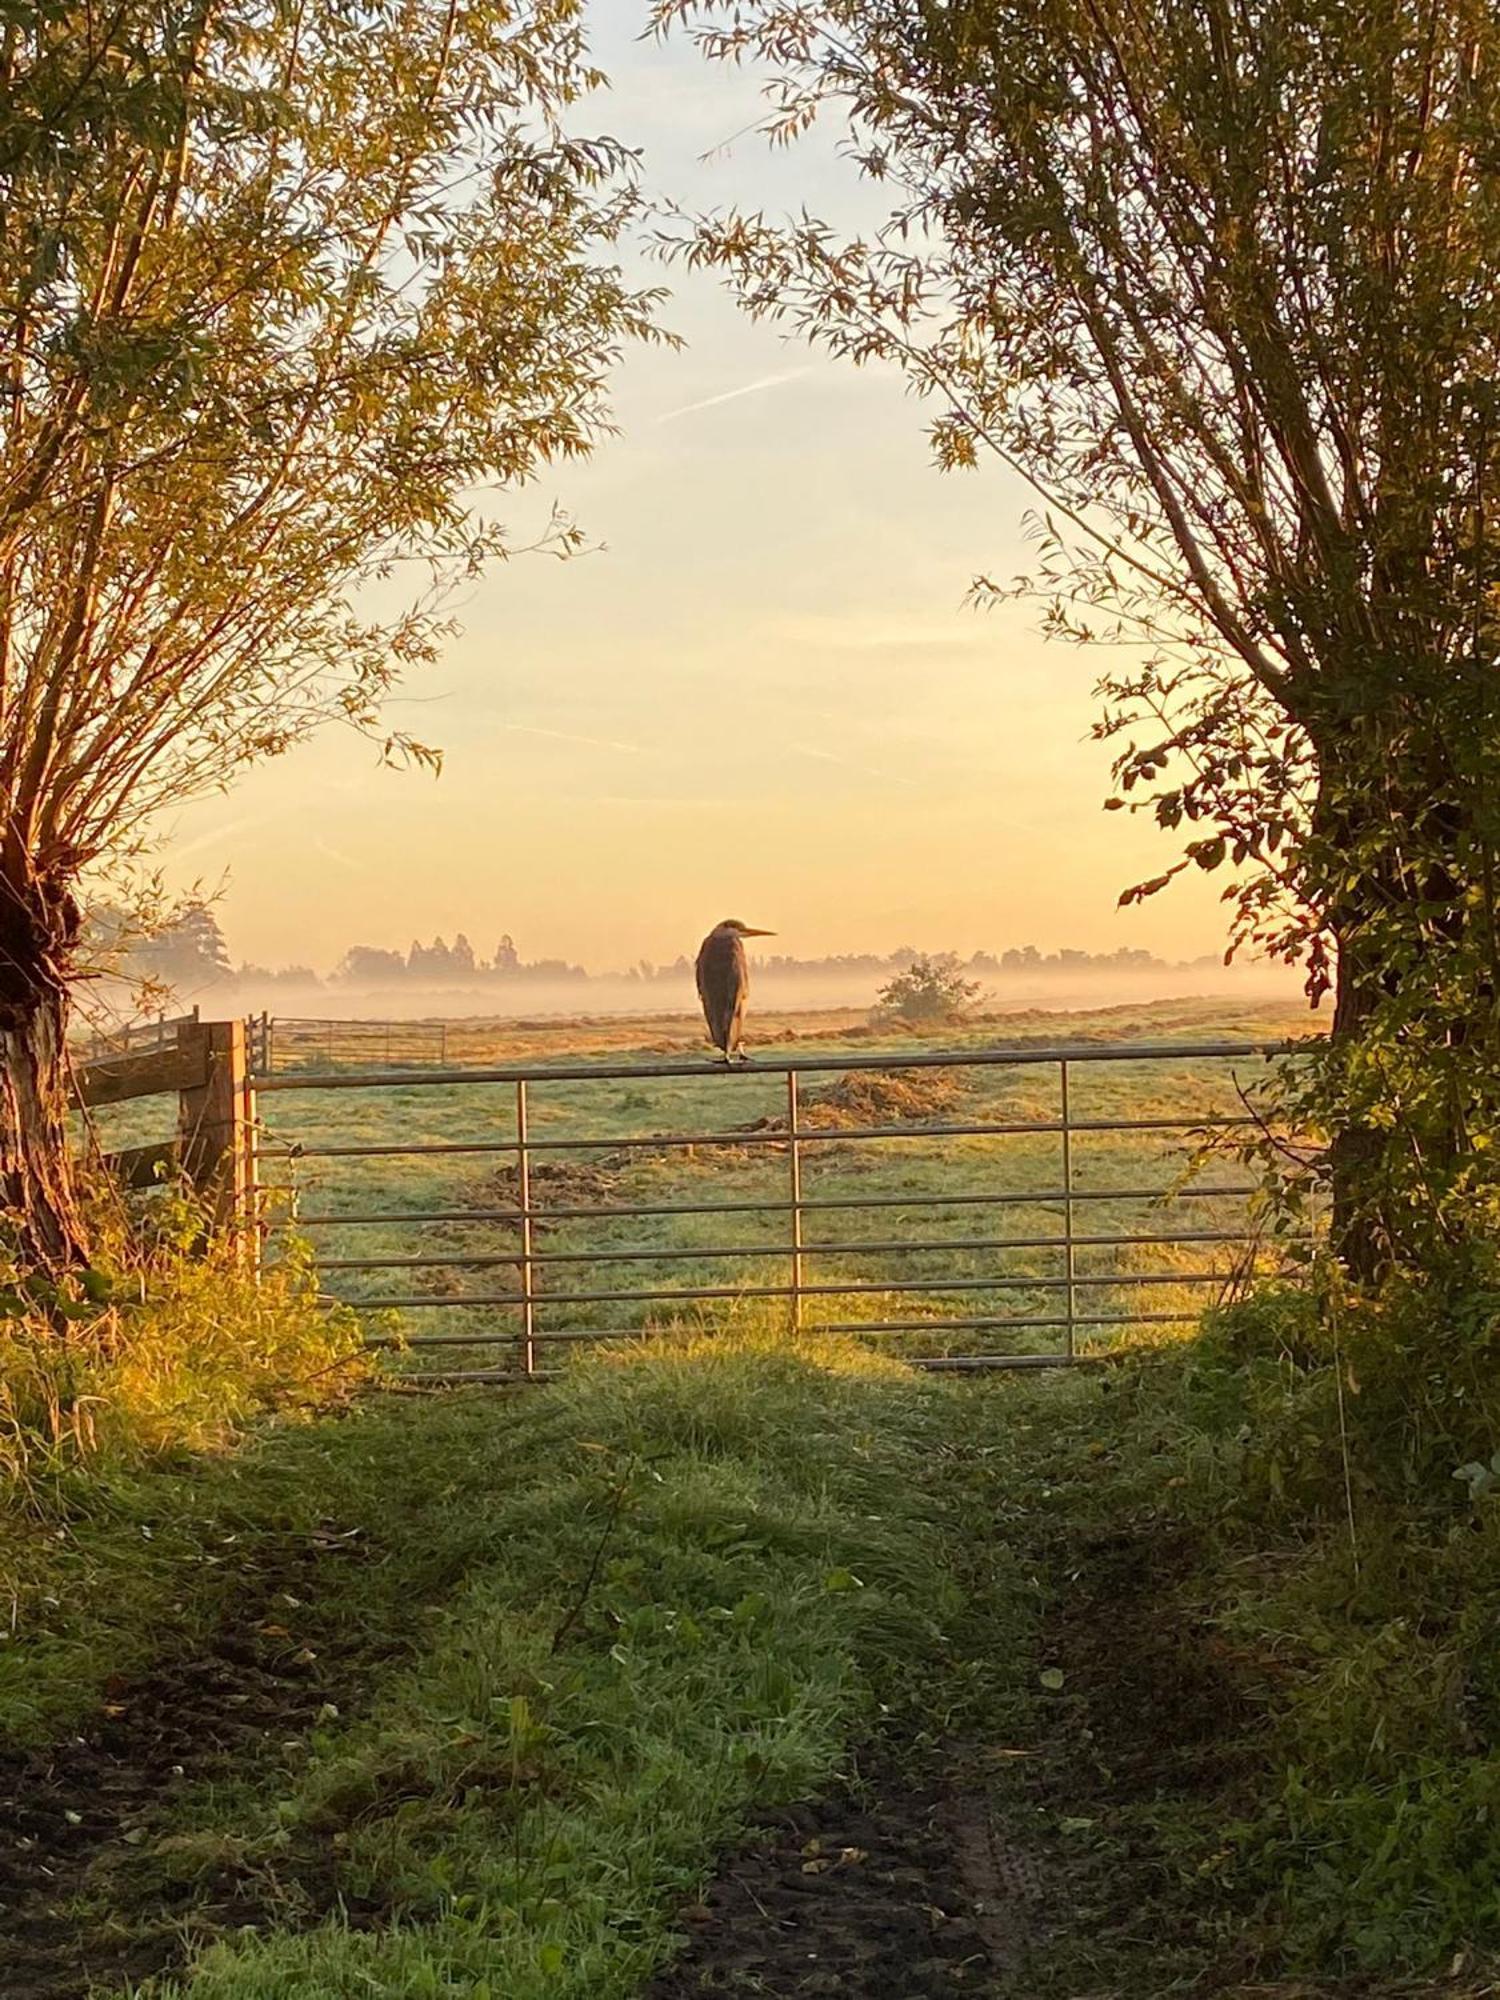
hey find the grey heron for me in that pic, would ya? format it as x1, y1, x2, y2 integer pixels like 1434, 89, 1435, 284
695, 919, 775, 1062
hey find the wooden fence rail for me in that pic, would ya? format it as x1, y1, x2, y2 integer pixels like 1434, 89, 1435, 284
75, 1017, 257, 1248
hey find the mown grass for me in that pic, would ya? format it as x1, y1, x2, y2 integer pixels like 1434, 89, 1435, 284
59, 997, 1500, 1990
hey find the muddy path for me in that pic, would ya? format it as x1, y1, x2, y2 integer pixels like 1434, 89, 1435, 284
641, 1509, 1259, 2000
0, 1521, 377, 2000
644, 1749, 1043, 2000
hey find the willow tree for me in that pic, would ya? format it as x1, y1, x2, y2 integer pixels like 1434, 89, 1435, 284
0, 1, 656, 1272
661, 0, 1500, 1278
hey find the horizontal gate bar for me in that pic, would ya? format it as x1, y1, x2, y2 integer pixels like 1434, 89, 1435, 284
260, 1112, 1256, 1161
367, 1308, 1203, 1349
333, 1268, 1247, 1311
311, 1227, 1289, 1274
252, 1036, 1292, 1092
269, 1183, 1261, 1228
397, 1354, 1096, 1382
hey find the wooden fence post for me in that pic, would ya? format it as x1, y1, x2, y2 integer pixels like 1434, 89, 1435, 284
177, 1019, 258, 1261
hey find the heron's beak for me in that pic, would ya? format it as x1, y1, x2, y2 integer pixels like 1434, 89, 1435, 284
742, 928, 776, 936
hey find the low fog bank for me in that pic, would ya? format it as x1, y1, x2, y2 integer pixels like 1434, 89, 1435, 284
208, 958, 1302, 1024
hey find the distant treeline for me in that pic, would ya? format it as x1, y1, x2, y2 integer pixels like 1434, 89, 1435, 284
97, 904, 1222, 992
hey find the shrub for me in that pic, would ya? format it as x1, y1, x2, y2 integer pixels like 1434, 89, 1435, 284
872, 954, 981, 1026
0, 1194, 367, 1490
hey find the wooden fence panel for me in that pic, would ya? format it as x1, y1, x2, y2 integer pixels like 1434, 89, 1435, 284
75, 1037, 208, 1109
77, 1018, 258, 1257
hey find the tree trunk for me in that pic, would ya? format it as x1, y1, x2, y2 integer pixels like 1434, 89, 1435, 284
1327, 929, 1388, 1285
0, 858, 88, 1278
1315, 753, 1487, 1286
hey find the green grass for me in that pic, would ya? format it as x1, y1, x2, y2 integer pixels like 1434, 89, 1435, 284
10, 1287, 1500, 1994
3, 1329, 1028, 1999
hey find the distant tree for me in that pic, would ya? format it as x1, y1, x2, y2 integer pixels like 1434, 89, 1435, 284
237, 963, 320, 989
494, 935, 521, 974
335, 947, 408, 986
0, 3, 658, 1274
408, 937, 450, 978
132, 901, 231, 989
662, 0, 1500, 1278
873, 954, 982, 1027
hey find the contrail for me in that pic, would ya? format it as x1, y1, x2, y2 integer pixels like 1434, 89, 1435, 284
790, 743, 921, 790
656, 367, 812, 425
169, 812, 264, 859
501, 723, 644, 756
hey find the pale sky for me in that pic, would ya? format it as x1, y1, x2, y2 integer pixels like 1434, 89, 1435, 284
156, 5, 1238, 977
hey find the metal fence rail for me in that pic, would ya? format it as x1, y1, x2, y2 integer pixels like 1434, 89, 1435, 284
253, 1037, 1306, 1381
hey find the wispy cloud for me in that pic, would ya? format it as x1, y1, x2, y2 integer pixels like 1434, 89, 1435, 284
655, 367, 813, 426
501, 723, 645, 756
168, 812, 267, 861
790, 743, 921, 790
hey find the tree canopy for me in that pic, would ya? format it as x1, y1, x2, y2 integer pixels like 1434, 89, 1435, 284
0, 0, 658, 1269
659, 0, 1500, 1274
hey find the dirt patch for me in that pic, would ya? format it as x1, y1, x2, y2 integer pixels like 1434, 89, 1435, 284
0, 1522, 375, 2000
461, 1154, 625, 1221
994, 1510, 1269, 1996
644, 1750, 1039, 1998
1042, 1522, 1256, 1804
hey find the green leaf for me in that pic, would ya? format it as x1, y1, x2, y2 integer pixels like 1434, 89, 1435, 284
1039, 1667, 1067, 1691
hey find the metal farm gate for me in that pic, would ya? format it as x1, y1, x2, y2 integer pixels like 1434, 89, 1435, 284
249, 1037, 1303, 1381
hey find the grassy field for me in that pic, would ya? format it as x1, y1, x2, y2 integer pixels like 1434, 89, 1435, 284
0, 1331, 1025, 1998
31, 1005, 1500, 1997
86, 996, 1316, 1377
8, 1305, 1500, 1997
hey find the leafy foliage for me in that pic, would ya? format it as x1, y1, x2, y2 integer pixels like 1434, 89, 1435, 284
657, 0, 1500, 1274
872, 952, 981, 1025
0, 1189, 365, 1488
0, 0, 660, 1265
1, 0, 658, 856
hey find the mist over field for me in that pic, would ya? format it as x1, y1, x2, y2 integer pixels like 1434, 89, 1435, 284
207, 956, 1300, 1025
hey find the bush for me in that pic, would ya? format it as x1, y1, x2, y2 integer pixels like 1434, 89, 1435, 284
1175, 1272, 1500, 1969
872, 954, 981, 1026
0, 1195, 367, 1490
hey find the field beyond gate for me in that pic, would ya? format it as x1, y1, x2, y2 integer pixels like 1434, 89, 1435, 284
249, 1015, 1312, 1378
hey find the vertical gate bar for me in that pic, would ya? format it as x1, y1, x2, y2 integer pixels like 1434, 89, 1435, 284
516, 1078, 536, 1375
787, 1070, 804, 1331
1060, 1059, 1076, 1360
244, 1055, 262, 1277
